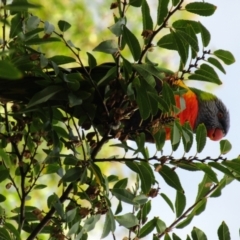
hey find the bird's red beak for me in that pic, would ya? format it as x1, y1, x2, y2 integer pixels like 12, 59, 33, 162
207, 128, 225, 141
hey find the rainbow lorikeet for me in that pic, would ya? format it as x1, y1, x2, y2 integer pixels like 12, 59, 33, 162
0, 65, 230, 141
174, 80, 229, 141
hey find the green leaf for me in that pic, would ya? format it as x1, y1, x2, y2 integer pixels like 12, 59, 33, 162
195, 163, 218, 183
189, 63, 222, 84
133, 63, 163, 86
199, 22, 211, 47
67, 220, 80, 236
191, 227, 207, 240
0, 227, 11, 240
222, 159, 240, 176
68, 92, 82, 107
111, 189, 135, 205
115, 213, 138, 228
27, 85, 64, 108
122, 25, 141, 61
185, 2, 216, 16
133, 194, 148, 205
76, 214, 101, 239
10, 13, 22, 38
0, 168, 9, 182
64, 155, 79, 165
0, 148, 10, 167
93, 40, 118, 54
58, 20, 71, 32
45, 163, 61, 174
210, 175, 233, 198
25, 16, 40, 31
157, 0, 169, 26
48, 55, 76, 65
176, 29, 199, 55
113, 178, 128, 189
173, 20, 200, 33
138, 218, 156, 238
196, 174, 212, 201
156, 218, 167, 233
196, 123, 207, 153
162, 82, 176, 107
218, 221, 231, 240
171, 30, 188, 66
115, 201, 123, 215
5, 222, 21, 240
62, 167, 82, 182
133, 78, 151, 120
34, 184, 47, 190
175, 191, 186, 217
176, 214, 194, 229
142, 0, 153, 30
0, 194, 6, 202
125, 161, 154, 194
157, 33, 175, 50
153, 129, 166, 151
108, 17, 126, 36
171, 120, 182, 146
97, 66, 117, 86
207, 57, 226, 74
213, 50, 235, 65
164, 233, 172, 240
156, 164, 183, 191
141, 200, 152, 222
101, 209, 116, 238
87, 52, 97, 69
220, 139, 232, 155
129, 0, 143, 7
160, 193, 174, 212
182, 122, 194, 153
90, 162, 105, 186
172, 233, 181, 240
0, 60, 23, 79
208, 162, 235, 178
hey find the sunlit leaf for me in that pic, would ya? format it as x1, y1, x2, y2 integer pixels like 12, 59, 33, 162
220, 139, 232, 155
175, 191, 186, 217
156, 164, 183, 191
122, 25, 141, 61
27, 86, 64, 108
138, 218, 156, 238
142, 0, 153, 30
196, 123, 207, 153
58, 20, 71, 32
185, 2, 216, 16
213, 50, 235, 65
191, 227, 207, 240
115, 213, 138, 228
218, 221, 231, 240
157, 0, 169, 26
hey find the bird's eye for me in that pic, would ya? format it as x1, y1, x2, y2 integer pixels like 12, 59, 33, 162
218, 111, 223, 119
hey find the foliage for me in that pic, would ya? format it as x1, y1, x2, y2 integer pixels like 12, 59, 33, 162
0, 0, 237, 239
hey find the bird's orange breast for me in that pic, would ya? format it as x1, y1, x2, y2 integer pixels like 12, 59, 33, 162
165, 81, 199, 139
